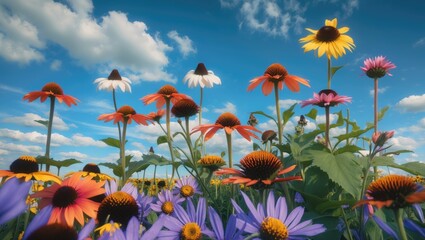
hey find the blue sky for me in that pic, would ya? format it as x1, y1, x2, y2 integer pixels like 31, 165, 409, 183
1, 0, 424, 177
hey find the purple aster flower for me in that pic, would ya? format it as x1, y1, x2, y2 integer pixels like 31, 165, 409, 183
151, 189, 184, 216
301, 89, 351, 108
232, 191, 326, 239
0, 177, 31, 225
98, 216, 163, 240
173, 176, 201, 198
138, 191, 154, 219
158, 198, 214, 239
208, 206, 245, 240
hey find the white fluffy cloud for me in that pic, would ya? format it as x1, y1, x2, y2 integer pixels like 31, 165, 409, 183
414, 37, 425, 47
167, 30, 196, 57
50, 59, 62, 70
0, 0, 182, 82
388, 136, 419, 151
0, 140, 43, 154
369, 87, 388, 97
267, 99, 300, 114
58, 151, 88, 159
3, 113, 71, 131
213, 102, 237, 114
396, 94, 425, 113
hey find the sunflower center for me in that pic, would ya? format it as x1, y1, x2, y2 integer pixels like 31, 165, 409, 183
161, 201, 174, 214
180, 185, 195, 197
316, 26, 340, 42
158, 84, 178, 95
117, 105, 136, 115
26, 223, 78, 240
240, 151, 282, 188
82, 163, 101, 173
181, 222, 202, 240
260, 217, 288, 240
367, 175, 418, 209
194, 63, 208, 75
97, 191, 139, 227
108, 69, 122, 80
10, 156, 38, 174
215, 112, 241, 127
366, 68, 387, 79
157, 180, 166, 188
41, 82, 64, 95
52, 186, 78, 208
265, 64, 288, 81
171, 99, 199, 118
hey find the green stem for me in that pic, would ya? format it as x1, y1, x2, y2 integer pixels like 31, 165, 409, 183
346, 109, 350, 145
395, 208, 408, 240
325, 106, 330, 148
185, 116, 195, 161
199, 87, 205, 155
327, 58, 331, 89
120, 120, 128, 186
45, 96, 55, 172
165, 100, 176, 181
141, 169, 146, 192
112, 89, 122, 144
225, 133, 233, 168
373, 78, 379, 180
153, 165, 158, 195
341, 206, 354, 240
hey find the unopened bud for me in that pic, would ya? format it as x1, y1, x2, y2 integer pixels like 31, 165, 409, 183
372, 130, 394, 147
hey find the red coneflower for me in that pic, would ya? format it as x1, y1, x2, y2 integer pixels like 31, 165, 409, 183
98, 105, 152, 125
23, 82, 78, 107
141, 84, 190, 109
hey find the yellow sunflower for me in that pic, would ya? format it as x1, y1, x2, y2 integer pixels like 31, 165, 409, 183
0, 156, 61, 183
299, 18, 355, 59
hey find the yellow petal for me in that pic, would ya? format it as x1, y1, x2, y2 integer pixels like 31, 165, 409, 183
326, 18, 338, 27
338, 26, 350, 34
318, 43, 327, 58
305, 28, 318, 34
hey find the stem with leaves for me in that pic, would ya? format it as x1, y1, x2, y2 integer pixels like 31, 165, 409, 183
165, 99, 176, 181
120, 120, 128, 186
45, 96, 55, 172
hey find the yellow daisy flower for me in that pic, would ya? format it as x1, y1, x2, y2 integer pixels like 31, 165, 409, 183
0, 156, 61, 183
299, 18, 355, 59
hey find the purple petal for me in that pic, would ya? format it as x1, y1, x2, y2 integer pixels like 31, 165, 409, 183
125, 217, 139, 240
413, 203, 424, 223
372, 215, 400, 240
404, 218, 425, 238
276, 197, 288, 222
285, 207, 304, 229
78, 218, 95, 240
208, 206, 224, 239
241, 191, 262, 224
23, 205, 53, 239
196, 198, 206, 226
266, 191, 276, 217
143, 215, 165, 240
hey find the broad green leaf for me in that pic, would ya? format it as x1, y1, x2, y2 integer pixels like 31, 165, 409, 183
400, 162, 425, 176
282, 103, 297, 125
127, 160, 150, 176
54, 158, 81, 168
250, 111, 277, 125
333, 145, 364, 155
35, 120, 48, 128
309, 150, 362, 198
371, 156, 396, 167
253, 142, 262, 151
316, 199, 356, 213
378, 106, 389, 121
273, 143, 291, 154
334, 126, 373, 146
157, 135, 168, 145
303, 166, 333, 199
318, 111, 344, 130
142, 153, 170, 166
330, 65, 343, 79
305, 108, 317, 120
101, 137, 121, 148
36, 155, 56, 165
383, 149, 413, 156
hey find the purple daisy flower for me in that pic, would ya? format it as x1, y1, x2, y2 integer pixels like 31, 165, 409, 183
158, 198, 214, 239
151, 189, 184, 216
232, 191, 326, 240
208, 206, 245, 240
138, 191, 154, 219
174, 176, 201, 198
0, 177, 31, 225
98, 216, 163, 240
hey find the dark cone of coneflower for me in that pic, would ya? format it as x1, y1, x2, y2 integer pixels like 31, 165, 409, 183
26, 223, 78, 240
264, 63, 288, 81
261, 130, 277, 144
117, 105, 136, 115
158, 85, 179, 95
194, 63, 209, 75
82, 163, 101, 173
216, 112, 241, 127
240, 151, 282, 189
97, 191, 139, 228
10, 155, 38, 173
367, 175, 419, 209
171, 99, 199, 118
108, 69, 122, 80
41, 82, 64, 95
316, 25, 340, 42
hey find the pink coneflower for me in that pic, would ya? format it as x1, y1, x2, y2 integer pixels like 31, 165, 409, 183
361, 56, 396, 79
301, 89, 351, 107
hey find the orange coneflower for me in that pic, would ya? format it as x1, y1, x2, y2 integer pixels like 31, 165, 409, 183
192, 112, 260, 142
215, 151, 302, 189
31, 174, 105, 227
141, 84, 190, 109
147, 109, 166, 123
0, 156, 61, 183
23, 82, 79, 107
98, 105, 152, 125
355, 175, 425, 209
247, 63, 310, 96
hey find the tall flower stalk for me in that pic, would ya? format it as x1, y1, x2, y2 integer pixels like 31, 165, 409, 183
23, 82, 78, 171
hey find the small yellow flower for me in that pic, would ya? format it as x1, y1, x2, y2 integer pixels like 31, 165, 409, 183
210, 178, 221, 186
96, 222, 121, 236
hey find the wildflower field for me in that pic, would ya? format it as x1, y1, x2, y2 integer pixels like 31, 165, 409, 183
1, 4, 425, 240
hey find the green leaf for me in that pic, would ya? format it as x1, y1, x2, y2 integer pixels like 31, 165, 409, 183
282, 103, 297, 125
378, 106, 389, 121
54, 158, 81, 168
400, 162, 425, 176
35, 120, 48, 128
253, 142, 262, 151
101, 137, 121, 148
330, 65, 343, 78
251, 111, 277, 125
305, 108, 317, 120
309, 151, 362, 198
383, 149, 413, 156
333, 144, 364, 155
157, 135, 168, 145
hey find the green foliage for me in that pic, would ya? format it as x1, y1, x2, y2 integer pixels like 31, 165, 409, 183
157, 135, 168, 145
101, 137, 122, 148
305, 108, 317, 120
250, 111, 277, 125
330, 65, 343, 79
282, 103, 297, 125
34, 119, 48, 128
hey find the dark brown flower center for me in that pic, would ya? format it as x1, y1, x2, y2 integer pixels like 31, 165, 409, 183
262, 130, 277, 143
10, 156, 38, 174
194, 63, 209, 75
83, 163, 100, 173
216, 112, 241, 127
318, 89, 338, 96
316, 26, 340, 42
108, 69, 122, 80
26, 223, 78, 240
367, 175, 418, 209
157, 180, 166, 188
158, 85, 178, 95
366, 68, 387, 79
265, 64, 288, 81
52, 186, 78, 208
42, 82, 64, 95
171, 99, 199, 118
240, 151, 282, 189
97, 191, 139, 227
117, 105, 136, 115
